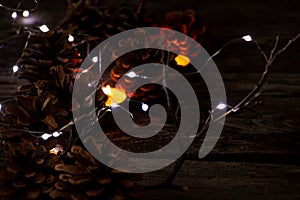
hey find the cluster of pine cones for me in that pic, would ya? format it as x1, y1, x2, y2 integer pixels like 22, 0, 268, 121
0, 0, 207, 199
0, 140, 142, 200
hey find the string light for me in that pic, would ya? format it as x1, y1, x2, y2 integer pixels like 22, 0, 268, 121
22, 10, 30, 17
11, 12, 17, 19
175, 54, 190, 67
216, 103, 227, 110
159, 34, 300, 186
52, 131, 62, 137
12, 65, 19, 73
0, 1, 297, 185
39, 25, 49, 32
68, 34, 74, 42
242, 35, 252, 42
92, 56, 98, 63
126, 71, 137, 78
102, 85, 127, 106
142, 103, 149, 111
0, 1, 38, 12
0, 104, 2, 111
125, 71, 148, 79
40, 131, 63, 140
41, 133, 52, 140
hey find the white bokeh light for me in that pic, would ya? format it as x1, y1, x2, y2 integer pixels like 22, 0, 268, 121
242, 35, 252, 42
11, 12, 17, 19
68, 34, 74, 42
216, 103, 227, 110
39, 25, 49, 33
41, 133, 52, 140
142, 103, 149, 111
92, 56, 98, 63
126, 71, 137, 78
22, 10, 30, 17
52, 131, 62, 137
12, 65, 19, 73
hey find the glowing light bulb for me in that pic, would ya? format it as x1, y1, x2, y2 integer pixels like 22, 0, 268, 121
242, 35, 252, 42
39, 25, 49, 33
142, 103, 149, 111
102, 85, 127, 106
22, 10, 29, 17
0, 104, 2, 111
126, 71, 137, 78
175, 55, 190, 67
12, 65, 19, 73
52, 131, 62, 137
11, 12, 17, 19
41, 133, 52, 140
68, 34, 74, 42
92, 56, 98, 63
50, 145, 63, 155
102, 85, 112, 95
216, 103, 227, 110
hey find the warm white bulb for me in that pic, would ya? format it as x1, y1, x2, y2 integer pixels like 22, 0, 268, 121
11, 12, 17, 19
68, 34, 74, 42
12, 65, 19, 73
0, 104, 2, 111
242, 35, 252, 42
126, 71, 137, 78
52, 131, 62, 137
22, 10, 30, 17
50, 145, 63, 155
92, 56, 98, 63
142, 103, 149, 111
216, 103, 227, 110
41, 133, 52, 140
39, 25, 49, 33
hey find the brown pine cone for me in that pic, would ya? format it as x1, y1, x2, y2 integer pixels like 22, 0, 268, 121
0, 140, 60, 200
162, 9, 207, 44
62, 0, 148, 45
0, 30, 107, 145
51, 144, 143, 200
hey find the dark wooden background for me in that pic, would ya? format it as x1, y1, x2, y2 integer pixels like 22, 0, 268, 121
0, 0, 300, 199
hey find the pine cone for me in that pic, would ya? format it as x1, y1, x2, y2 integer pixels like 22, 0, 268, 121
158, 9, 208, 60
0, 140, 60, 200
1, 30, 107, 149
162, 9, 207, 44
63, 1, 146, 44
8, 31, 83, 132
51, 144, 143, 200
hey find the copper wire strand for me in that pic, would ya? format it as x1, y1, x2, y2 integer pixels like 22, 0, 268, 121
0, 0, 38, 12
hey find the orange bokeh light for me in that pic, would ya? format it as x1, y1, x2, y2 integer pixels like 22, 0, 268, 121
175, 55, 190, 67
102, 85, 127, 106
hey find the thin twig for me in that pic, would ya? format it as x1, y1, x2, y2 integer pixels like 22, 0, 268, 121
271, 33, 300, 63
269, 36, 280, 60
0, 0, 38, 12
146, 33, 300, 190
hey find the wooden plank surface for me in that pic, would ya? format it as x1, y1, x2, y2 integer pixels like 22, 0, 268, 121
142, 161, 300, 200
